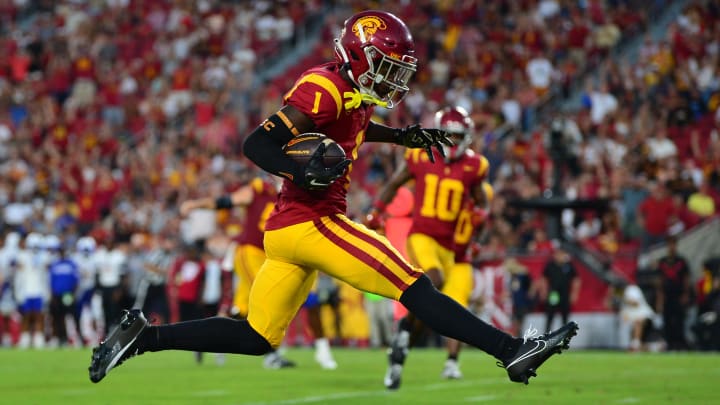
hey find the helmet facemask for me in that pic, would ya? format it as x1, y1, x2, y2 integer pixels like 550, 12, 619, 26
357, 45, 416, 108
442, 130, 472, 162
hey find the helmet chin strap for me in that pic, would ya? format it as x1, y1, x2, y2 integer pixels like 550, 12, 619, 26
344, 88, 388, 109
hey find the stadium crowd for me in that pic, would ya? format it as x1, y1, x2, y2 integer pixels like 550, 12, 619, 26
0, 0, 719, 351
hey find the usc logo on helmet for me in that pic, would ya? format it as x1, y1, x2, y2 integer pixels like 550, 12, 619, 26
352, 16, 386, 42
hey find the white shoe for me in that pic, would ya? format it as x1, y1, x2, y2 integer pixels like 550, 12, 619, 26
314, 338, 337, 370
441, 359, 463, 379
32, 332, 45, 349
18, 332, 30, 349
315, 350, 338, 370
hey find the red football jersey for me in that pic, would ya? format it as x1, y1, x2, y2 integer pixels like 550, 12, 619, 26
265, 62, 372, 230
406, 148, 488, 251
237, 177, 277, 249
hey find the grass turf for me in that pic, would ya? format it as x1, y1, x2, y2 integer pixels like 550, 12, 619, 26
0, 347, 717, 404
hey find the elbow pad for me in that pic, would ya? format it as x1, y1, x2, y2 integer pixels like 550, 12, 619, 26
215, 195, 233, 209
243, 114, 305, 184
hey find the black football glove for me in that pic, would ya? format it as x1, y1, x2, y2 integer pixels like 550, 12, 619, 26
301, 142, 351, 190
395, 125, 454, 163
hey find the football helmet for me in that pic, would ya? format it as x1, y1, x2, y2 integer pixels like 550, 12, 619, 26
334, 10, 417, 108
43, 234, 62, 252
76, 236, 97, 254
434, 106, 474, 161
24, 232, 43, 250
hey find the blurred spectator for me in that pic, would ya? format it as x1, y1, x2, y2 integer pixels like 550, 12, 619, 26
136, 234, 174, 324
693, 256, 720, 351
95, 239, 128, 336
686, 180, 717, 218
47, 237, 80, 348
654, 235, 692, 351
637, 181, 677, 250
505, 258, 535, 336
0, 232, 21, 347
526, 227, 555, 254
539, 247, 581, 333
167, 239, 206, 363
617, 283, 662, 352
14, 232, 50, 349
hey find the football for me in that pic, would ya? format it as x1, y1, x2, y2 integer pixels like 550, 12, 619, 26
282, 133, 346, 166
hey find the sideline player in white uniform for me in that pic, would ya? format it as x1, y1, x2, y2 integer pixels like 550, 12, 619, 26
15, 233, 51, 349
0, 232, 22, 347
73, 236, 101, 346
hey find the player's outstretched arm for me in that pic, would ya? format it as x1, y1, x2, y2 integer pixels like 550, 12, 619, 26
365, 121, 453, 163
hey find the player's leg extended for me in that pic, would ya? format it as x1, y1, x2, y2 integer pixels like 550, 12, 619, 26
303, 215, 578, 385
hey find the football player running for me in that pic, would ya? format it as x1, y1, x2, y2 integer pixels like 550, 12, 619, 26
89, 10, 577, 387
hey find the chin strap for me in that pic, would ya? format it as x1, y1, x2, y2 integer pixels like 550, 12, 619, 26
344, 88, 388, 109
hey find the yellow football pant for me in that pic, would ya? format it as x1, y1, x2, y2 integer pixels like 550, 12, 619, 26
247, 214, 422, 347
406, 233, 472, 307
232, 244, 266, 318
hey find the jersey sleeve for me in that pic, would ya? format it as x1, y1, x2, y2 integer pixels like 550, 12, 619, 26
250, 178, 264, 196
283, 73, 344, 128
476, 155, 489, 182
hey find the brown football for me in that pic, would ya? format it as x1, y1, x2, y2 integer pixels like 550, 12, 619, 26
282, 133, 347, 166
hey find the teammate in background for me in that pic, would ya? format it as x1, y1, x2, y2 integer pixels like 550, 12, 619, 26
368, 106, 490, 388
89, 10, 577, 386
15, 233, 50, 349
95, 239, 129, 337
47, 235, 80, 348
0, 232, 22, 347
444, 181, 494, 377
179, 176, 337, 370
73, 236, 101, 346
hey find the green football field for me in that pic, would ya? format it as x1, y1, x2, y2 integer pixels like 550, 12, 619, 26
0, 348, 717, 404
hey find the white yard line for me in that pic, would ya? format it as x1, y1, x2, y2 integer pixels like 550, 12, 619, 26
242, 378, 507, 404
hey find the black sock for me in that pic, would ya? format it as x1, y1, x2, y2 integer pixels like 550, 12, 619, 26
399, 275, 520, 361
448, 353, 458, 361
398, 316, 413, 333
138, 317, 272, 355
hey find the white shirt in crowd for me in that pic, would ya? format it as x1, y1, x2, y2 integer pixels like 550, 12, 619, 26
589, 90, 618, 125
526, 56, 554, 90
646, 136, 678, 161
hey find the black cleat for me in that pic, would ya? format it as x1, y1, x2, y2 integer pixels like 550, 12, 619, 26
500, 321, 579, 385
263, 351, 297, 369
88, 309, 148, 383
